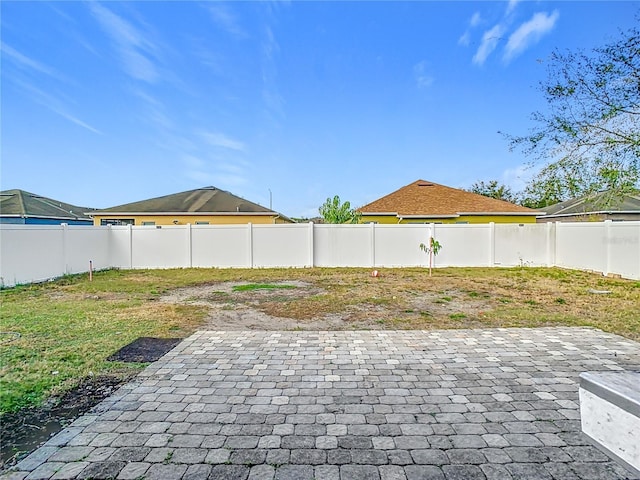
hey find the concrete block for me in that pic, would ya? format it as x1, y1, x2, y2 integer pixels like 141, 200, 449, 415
579, 371, 640, 477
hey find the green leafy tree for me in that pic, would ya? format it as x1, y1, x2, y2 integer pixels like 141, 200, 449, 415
319, 195, 361, 224
469, 180, 518, 203
504, 22, 640, 208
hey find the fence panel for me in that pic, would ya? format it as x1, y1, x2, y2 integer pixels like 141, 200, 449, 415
0, 226, 64, 286
607, 222, 640, 279
192, 225, 250, 267
65, 226, 111, 273
131, 226, 190, 268
434, 224, 491, 267
314, 225, 373, 267
252, 224, 311, 267
109, 226, 132, 268
556, 223, 607, 273
374, 224, 428, 267
494, 223, 549, 267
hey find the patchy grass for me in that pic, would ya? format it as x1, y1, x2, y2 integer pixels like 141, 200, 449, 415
232, 283, 296, 292
1, 266, 639, 415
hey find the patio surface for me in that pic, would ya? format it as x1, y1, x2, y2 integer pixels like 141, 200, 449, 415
4, 327, 640, 480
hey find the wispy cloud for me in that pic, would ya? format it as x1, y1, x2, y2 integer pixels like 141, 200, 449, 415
506, 0, 520, 16
1, 42, 67, 81
199, 131, 246, 152
130, 88, 173, 130
261, 24, 285, 118
470, 12, 482, 27
208, 4, 248, 39
89, 2, 158, 83
504, 11, 559, 62
15, 80, 102, 134
413, 61, 434, 89
458, 12, 481, 47
473, 24, 505, 65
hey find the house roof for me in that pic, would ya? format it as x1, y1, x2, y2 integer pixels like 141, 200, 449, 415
358, 180, 538, 217
0, 189, 95, 221
94, 186, 288, 218
539, 191, 640, 218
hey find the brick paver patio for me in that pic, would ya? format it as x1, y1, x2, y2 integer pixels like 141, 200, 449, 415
4, 327, 640, 480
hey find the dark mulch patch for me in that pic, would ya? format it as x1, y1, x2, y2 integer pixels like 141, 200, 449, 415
107, 337, 182, 363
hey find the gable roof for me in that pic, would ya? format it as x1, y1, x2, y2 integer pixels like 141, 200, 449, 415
358, 180, 538, 217
0, 189, 95, 221
94, 186, 286, 217
539, 191, 640, 218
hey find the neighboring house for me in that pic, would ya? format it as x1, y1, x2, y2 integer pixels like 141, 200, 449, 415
91, 186, 293, 226
0, 189, 94, 225
358, 180, 539, 224
536, 191, 640, 223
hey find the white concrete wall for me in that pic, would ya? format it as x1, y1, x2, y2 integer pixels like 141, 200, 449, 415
1, 221, 638, 287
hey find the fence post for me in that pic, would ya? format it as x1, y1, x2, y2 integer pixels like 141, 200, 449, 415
107, 224, 113, 270
489, 222, 495, 267
308, 222, 314, 268
370, 222, 376, 267
430, 223, 436, 269
128, 224, 133, 269
187, 224, 193, 268
247, 223, 253, 268
604, 220, 612, 277
546, 222, 556, 267
61, 223, 68, 275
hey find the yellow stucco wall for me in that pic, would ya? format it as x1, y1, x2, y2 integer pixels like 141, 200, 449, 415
93, 214, 286, 226
360, 214, 537, 224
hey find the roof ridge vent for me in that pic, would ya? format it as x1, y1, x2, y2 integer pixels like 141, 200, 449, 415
417, 182, 434, 187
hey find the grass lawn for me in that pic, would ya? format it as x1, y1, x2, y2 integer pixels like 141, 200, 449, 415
1, 267, 638, 415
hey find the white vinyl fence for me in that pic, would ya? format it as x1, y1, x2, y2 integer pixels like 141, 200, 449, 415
1, 221, 638, 287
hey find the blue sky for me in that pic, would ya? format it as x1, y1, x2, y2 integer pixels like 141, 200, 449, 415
2, 1, 638, 217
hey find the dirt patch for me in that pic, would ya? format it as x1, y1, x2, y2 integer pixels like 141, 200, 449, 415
107, 337, 182, 363
0, 373, 136, 469
158, 281, 496, 330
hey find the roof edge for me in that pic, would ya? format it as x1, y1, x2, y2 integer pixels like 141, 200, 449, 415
399, 214, 459, 219
90, 211, 280, 216
537, 211, 640, 218
359, 212, 399, 216
457, 211, 541, 216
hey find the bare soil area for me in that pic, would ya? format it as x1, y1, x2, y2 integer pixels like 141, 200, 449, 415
158, 280, 495, 330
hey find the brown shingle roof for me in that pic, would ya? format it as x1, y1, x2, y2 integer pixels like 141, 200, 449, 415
358, 180, 537, 217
